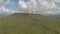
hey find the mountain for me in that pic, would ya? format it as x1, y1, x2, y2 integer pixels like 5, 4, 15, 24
0, 14, 12, 17
0, 11, 13, 17
0, 13, 60, 34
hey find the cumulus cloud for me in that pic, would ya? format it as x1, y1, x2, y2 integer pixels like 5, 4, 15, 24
19, 0, 60, 14
19, 0, 58, 9
41, 1, 57, 9
19, 0, 27, 9
50, 0, 60, 2
0, 6, 13, 14
0, 0, 14, 6
0, 0, 3, 3
0, 6, 9, 12
4, 0, 14, 5
0, 0, 15, 14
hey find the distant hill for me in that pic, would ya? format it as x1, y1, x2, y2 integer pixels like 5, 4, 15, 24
0, 13, 60, 34
0, 14, 12, 17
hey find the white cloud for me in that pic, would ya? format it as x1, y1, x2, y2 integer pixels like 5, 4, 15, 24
19, 0, 27, 9
0, 0, 16, 14
0, 6, 13, 14
0, 6, 8, 12
18, 0, 60, 14
38, 0, 57, 9
19, 0, 57, 9
46, 11, 57, 14
0, 0, 3, 3
0, 0, 14, 6
59, 7, 60, 9
50, 0, 60, 2
4, 0, 14, 5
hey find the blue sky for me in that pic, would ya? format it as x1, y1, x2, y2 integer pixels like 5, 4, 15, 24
0, 0, 60, 14
4, 0, 28, 12
5, 0, 19, 10
56, 3, 60, 7
2, 0, 60, 10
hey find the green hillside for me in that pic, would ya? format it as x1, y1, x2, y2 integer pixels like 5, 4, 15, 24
0, 13, 60, 34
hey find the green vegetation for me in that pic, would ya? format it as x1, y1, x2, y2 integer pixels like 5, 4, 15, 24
0, 13, 60, 34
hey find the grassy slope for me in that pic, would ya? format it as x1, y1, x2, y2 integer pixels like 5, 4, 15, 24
0, 13, 60, 34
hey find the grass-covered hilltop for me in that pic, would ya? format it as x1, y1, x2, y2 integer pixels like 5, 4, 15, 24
0, 13, 60, 34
